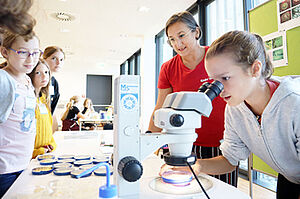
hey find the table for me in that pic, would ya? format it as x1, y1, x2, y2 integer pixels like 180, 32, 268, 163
78, 118, 113, 131
3, 130, 250, 199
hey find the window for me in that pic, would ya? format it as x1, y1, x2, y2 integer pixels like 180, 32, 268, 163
250, 0, 269, 8
154, 30, 174, 100
205, 0, 244, 45
134, 49, 141, 75
128, 57, 135, 75
120, 49, 141, 75
120, 63, 126, 75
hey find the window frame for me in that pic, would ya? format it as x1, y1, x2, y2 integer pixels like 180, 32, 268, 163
120, 49, 141, 75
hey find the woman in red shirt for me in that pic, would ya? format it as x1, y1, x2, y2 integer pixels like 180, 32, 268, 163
148, 11, 237, 186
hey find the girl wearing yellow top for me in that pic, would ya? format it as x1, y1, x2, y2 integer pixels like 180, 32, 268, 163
28, 59, 56, 158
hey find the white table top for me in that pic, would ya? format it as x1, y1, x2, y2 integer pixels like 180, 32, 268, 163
3, 130, 250, 199
78, 119, 113, 130
79, 118, 113, 122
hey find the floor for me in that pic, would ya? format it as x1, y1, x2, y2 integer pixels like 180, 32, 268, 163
237, 177, 276, 199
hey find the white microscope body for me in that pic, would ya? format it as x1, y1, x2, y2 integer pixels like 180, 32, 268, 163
113, 75, 223, 198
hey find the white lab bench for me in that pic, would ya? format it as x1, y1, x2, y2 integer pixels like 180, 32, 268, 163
3, 130, 250, 199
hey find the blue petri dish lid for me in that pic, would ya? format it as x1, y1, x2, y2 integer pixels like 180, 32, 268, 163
93, 158, 109, 164
32, 166, 54, 175
40, 159, 57, 165
58, 155, 75, 160
37, 154, 55, 161
79, 164, 95, 170
161, 170, 193, 185
74, 155, 91, 160
54, 168, 73, 176
93, 155, 110, 159
57, 158, 75, 164
74, 160, 92, 167
71, 169, 92, 178
52, 162, 73, 169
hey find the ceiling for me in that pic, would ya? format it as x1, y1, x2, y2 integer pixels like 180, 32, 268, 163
29, 0, 196, 70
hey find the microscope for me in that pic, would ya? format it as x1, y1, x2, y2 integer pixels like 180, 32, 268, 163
113, 75, 223, 198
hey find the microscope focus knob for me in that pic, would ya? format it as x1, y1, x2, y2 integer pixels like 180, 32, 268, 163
169, 114, 184, 127
118, 156, 143, 182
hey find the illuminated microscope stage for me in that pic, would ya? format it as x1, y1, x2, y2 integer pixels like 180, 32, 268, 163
149, 175, 213, 195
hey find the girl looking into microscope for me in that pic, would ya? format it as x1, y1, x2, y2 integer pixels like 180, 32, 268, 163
162, 30, 300, 199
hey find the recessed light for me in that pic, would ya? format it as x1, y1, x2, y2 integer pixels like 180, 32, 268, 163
119, 34, 128, 38
50, 12, 75, 22
138, 6, 150, 12
60, 28, 70, 33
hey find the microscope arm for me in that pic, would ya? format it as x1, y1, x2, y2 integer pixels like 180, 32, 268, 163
162, 92, 212, 117
139, 131, 197, 161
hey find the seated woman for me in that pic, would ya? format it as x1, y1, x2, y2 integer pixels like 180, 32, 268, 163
82, 98, 95, 117
28, 59, 56, 158
61, 95, 85, 131
81, 98, 96, 130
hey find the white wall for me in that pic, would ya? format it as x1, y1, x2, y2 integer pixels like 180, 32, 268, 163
54, 57, 119, 102
52, 35, 157, 133
52, 56, 119, 120
140, 34, 156, 132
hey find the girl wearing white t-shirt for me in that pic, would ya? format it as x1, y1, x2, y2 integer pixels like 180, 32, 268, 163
0, 31, 41, 197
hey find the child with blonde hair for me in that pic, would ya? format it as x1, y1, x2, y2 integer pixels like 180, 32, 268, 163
0, 30, 41, 197
161, 30, 300, 199
28, 59, 56, 158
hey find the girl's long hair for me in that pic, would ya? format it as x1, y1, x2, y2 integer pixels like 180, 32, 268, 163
0, 0, 36, 35
28, 59, 51, 108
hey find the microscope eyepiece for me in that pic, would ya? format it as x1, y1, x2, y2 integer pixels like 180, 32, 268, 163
199, 80, 224, 101
198, 82, 210, 93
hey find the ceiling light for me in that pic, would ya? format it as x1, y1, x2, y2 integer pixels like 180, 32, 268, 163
119, 34, 128, 38
65, 51, 74, 56
138, 6, 150, 12
51, 12, 75, 22
60, 28, 70, 33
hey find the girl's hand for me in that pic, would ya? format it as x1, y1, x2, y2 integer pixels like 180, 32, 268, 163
43, 146, 50, 153
46, 145, 54, 152
43, 145, 53, 153
48, 145, 54, 151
